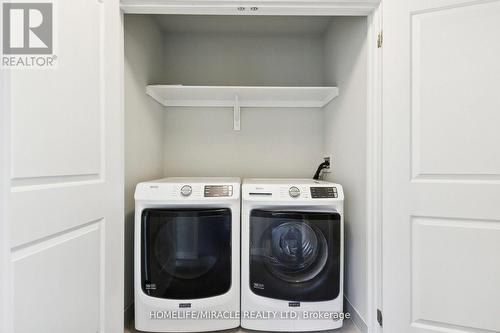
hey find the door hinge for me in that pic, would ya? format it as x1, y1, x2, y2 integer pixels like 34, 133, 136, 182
377, 309, 383, 327
377, 31, 383, 48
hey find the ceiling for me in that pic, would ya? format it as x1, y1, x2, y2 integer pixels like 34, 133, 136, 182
152, 15, 335, 35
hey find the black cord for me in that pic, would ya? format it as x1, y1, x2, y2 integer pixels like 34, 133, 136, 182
313, 160, 330, 180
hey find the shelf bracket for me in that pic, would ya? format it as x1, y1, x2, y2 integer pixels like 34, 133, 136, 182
233, 94, 241, 131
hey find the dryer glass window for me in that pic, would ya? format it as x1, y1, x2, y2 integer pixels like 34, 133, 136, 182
250, 210, 341, 302
141, 208, 231, 299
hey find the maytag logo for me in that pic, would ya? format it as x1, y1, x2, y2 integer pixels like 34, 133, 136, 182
2, 0, 57, 68
253, 282, 265, 290
145, 282, 156, 290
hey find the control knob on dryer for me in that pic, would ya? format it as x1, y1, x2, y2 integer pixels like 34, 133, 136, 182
180, 185, 192, 197
289, 186, 300, 198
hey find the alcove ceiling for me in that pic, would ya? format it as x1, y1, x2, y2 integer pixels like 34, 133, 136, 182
152, 15, 336, 35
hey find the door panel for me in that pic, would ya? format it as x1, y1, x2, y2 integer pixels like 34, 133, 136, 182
5, 0, 123, 332
10, 0, 102, 179
410, 1, 500, 180
383, 0, 500, 332
411, 217, 500, 331
12, 222, 102, 333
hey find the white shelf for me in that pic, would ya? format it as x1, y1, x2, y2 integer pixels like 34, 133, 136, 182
146, 85, 339, 130
146, 85, 339, 108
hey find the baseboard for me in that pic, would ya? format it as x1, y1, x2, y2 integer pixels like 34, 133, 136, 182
344, 297, 368, 333
124, 302, 134, 327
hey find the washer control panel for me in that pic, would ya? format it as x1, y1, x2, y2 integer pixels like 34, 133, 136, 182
204, 185, 233, 197
247, 182, 342, 201
310, 186, 337, 198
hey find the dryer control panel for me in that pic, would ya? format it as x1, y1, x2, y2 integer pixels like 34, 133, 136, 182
135, 177, 241, 201
310, 186, 338, 198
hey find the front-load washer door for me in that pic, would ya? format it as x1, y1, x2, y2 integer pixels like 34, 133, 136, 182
250, 210, 341, 302
141, 208, 231, 299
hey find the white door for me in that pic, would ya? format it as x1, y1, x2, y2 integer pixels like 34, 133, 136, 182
383, 0, 500, 332
1, 0, 123, 332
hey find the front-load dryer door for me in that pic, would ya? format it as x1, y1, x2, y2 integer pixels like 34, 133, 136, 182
141, 208, 231, 299
249, 210, 341, 302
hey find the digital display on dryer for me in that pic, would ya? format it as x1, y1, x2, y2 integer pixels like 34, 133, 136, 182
310, 187, 337, 198
204, 185, 233, 197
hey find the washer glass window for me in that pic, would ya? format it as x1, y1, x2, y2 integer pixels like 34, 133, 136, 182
141, 208, 231, 299
250, 210, 341, 301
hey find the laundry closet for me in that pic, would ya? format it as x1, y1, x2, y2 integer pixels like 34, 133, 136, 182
123, 9, 376, 332
4, 0, 500, 332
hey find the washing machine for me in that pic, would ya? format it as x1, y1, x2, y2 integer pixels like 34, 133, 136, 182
134, 177, 240, 332
241, 178, 344, 331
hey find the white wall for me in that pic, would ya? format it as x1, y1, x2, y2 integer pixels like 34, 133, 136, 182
323, 17, 369, 324
162, 32, 325, 86
124, 15, 165, 320
161, 32, 326, 178
163, 107, 323, 178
